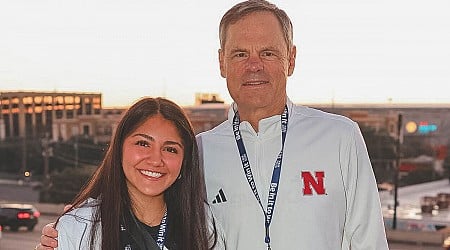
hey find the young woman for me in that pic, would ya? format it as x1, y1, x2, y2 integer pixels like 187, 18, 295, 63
53, 97, 222, 250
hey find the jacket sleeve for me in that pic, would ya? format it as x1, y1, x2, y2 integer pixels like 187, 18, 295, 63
56, 214, 89, 250
341, 122, 389, 250
55, 199, 103, 249
205, 204, 227, 250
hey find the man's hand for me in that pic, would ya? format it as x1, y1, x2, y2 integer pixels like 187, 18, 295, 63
35, 204, 71, 249
35, 222, 58, 249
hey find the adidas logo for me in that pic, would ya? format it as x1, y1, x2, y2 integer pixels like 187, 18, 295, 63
212, 188, 227, 204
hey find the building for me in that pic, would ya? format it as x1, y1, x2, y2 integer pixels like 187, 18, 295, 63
184, 103, 229, 134
2, 91, 449, 148
311, 103, 450, 182
311, 103, 450, 147
0, 91, 229, 144
194, 93, 225, 105
185, 93, 229, 134
0, 91, 102, 141
2, 90, 449, 180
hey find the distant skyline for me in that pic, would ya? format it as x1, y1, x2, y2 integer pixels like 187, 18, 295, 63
1, 0, 449, 107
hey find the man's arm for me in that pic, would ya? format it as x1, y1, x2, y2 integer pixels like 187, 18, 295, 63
36, 203, 73, 250
342, 123, 389, 249
36, 222, 58, 249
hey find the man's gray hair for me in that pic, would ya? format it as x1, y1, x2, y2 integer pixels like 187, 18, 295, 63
219, 0, 294, 51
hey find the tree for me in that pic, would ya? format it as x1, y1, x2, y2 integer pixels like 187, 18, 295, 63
41, 165, 96, 203
360, 125, 397, 183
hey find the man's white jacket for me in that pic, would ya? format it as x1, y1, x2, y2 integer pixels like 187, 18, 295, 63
197, 98, 389, 250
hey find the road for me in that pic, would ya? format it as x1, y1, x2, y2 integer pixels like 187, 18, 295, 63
389, 243, 443, 250
381, 179, 450, 231
0, 179, 51, 249
0, 180, 39, 203
1, 214, 57, 250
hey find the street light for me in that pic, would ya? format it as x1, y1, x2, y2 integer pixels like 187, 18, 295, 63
392, 113, 403, 230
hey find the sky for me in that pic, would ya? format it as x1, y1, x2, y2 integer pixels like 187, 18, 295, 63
1, 0, 449, 107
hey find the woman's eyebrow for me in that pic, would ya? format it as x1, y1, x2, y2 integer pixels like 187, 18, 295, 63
132, 133, 155, 141
132, 133, 184, 148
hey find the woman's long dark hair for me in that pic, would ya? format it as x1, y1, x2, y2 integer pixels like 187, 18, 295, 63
55, 97, 217, 250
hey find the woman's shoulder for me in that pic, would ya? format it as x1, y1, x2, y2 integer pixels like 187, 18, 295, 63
60, 198, 100, 222
56, 198, 102, 249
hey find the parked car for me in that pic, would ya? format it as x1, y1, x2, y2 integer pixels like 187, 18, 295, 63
0, 203, 40, 231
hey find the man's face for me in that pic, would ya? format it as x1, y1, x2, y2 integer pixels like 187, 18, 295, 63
219, 11, 296, 113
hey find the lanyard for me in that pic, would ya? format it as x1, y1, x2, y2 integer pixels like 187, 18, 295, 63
232, 106, 288, 250
156, 210, 168, 250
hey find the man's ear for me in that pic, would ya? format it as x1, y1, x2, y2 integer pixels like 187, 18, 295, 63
287, 45, 297, 76
218, 49, 226, 78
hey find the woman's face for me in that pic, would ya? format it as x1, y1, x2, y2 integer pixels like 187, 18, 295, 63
122, 114, 184, 202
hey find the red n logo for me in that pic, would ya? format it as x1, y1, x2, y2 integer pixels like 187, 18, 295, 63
301, 171, 326, 195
